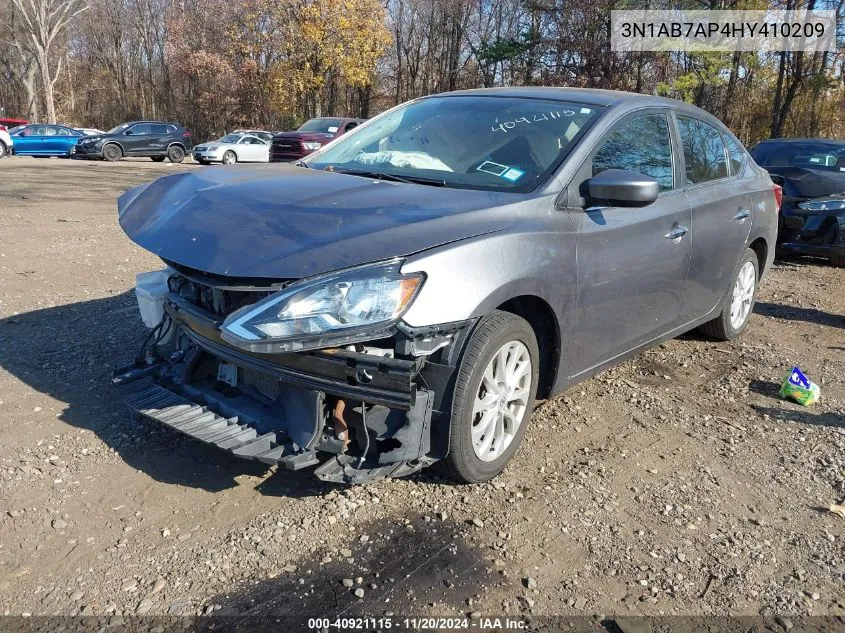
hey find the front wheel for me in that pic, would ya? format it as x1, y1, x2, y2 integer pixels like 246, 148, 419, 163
445, 310, 539, 484
699, 248, 758, 341
222, 150, 237, 165
102, 143, 122, 162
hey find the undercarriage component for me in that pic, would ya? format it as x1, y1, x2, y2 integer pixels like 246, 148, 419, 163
113, 348, 439, 483
314, 454, 436, 484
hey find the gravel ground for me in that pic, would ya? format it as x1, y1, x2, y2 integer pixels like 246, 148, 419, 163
0, 157, 843, 622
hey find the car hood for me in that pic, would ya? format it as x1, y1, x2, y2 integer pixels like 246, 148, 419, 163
274, 131, 337, 142
118, 164, 516, 279
767, 166, 845, 200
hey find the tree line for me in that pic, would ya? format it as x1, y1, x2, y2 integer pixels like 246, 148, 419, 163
1, 0, 843, 145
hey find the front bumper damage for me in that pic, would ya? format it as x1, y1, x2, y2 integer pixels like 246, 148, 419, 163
114, 272, 471, 484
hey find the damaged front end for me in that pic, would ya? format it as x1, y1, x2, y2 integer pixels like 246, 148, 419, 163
114, 264, 471, 484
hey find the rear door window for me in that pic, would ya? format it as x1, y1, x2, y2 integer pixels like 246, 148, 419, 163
677, 116, 729, 185
592, 113, 674, 191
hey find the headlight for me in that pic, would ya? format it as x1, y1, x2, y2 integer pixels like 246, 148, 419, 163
220, 260, 424, 353
798, 198, 845, 211
207, 145, 219, 151
302, 142, 322, 151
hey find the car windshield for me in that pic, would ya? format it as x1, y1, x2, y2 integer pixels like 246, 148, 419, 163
8, 125, 25, 135
762, 142, 845, 171
308, 96, 604, 192
219, 134, 242, 143
106, 123, 130, 134
298, 118, 344, 133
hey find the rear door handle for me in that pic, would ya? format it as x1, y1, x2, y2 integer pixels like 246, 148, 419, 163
734, 209, 750, 222
664, 225, 688, 240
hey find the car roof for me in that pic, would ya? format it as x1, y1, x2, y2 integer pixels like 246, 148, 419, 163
435, 86, 681, 108
308, 116, 364, 122
125, 120, 180, 126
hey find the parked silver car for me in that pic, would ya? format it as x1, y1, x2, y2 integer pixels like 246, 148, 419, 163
115, 88, 779, 485
193, 131, 271, 164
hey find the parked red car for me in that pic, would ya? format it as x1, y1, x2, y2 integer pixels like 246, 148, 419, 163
269, 117, 363, 162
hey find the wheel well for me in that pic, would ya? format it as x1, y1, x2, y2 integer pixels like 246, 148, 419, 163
496, 295, 560, 400
748, 237, 768, 278
167, 142, 186, 151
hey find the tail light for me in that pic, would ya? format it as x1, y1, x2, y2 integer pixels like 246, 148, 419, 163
183, 131, 191, 137
772, 183, 783, 212
0, 125, 6, 131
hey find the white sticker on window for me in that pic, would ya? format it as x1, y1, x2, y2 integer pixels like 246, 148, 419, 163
477, 161, 509, 176
327, 126, 339, 133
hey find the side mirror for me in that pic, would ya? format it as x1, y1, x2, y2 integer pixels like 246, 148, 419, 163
587, 169, 660, 207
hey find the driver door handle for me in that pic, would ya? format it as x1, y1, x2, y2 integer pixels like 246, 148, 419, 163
664, 225, 688, 240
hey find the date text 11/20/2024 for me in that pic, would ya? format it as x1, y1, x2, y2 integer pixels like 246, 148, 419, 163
307, 616, 529, 630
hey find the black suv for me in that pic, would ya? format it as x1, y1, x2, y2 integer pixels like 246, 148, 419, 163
74, 121, 193, 162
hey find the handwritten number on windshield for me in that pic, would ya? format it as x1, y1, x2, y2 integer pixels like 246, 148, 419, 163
492, 110, 575, 133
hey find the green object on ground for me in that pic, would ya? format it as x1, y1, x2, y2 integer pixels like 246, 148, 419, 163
779, 366, 820, 406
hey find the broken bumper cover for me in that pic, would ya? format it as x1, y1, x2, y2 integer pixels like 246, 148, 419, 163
114, 296, 467, 483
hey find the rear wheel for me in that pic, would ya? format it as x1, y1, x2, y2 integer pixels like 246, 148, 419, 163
699, 248, 758, 341
166, 145, 185, 163
102, 143, 122, 162
445, 310, 539, 483
151, 156, 166, 162
0, 142, 7, 158
832, 254, 845, 268
222, 150, 237, 165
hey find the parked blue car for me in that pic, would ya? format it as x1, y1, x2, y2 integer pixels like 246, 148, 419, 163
10, 124, 83, 157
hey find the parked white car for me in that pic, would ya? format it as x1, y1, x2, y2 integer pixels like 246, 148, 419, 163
0, 126, 13, 158
76, 127, 106, 136
192, 132, 270, 164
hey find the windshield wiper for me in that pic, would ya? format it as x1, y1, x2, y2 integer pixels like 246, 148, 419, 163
332, 168, 447, 187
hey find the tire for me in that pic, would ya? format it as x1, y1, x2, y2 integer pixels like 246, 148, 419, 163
0, 142, 7, 158
102, 143, 122, 162
167, 145, 185, 163
445, 310, 539, 484
699, 248, 759, 341
222, 150, 237, 165
832, 254, 845, 268
151, 156, 166, 162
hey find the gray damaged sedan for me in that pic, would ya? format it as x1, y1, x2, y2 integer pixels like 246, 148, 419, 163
115, 88, 779, 484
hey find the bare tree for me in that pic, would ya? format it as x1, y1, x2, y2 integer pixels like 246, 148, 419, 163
10, 0, 88, 122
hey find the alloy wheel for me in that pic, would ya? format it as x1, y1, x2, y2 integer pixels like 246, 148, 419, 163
729, 261, 756, 330
471, 341, 532, 462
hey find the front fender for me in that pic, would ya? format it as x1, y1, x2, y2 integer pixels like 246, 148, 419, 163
400, 228, 575, 329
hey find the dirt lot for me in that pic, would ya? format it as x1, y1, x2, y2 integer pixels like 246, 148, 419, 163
0, 156, 843, 623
